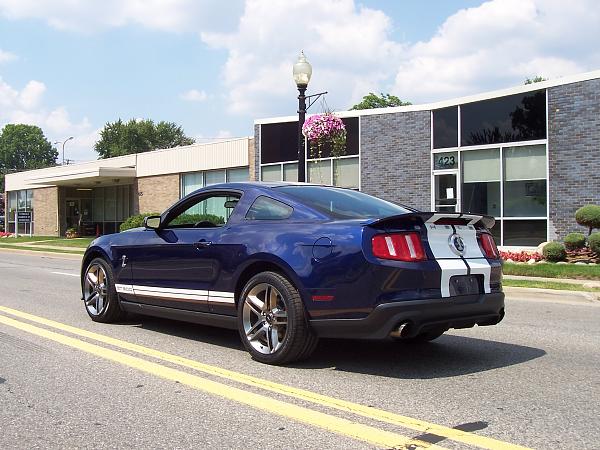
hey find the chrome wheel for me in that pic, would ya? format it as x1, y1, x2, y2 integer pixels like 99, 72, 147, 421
83, 263, 108, 316
242, 283, 288, 355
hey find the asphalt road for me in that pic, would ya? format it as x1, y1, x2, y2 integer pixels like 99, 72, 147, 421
1, 251, 599, 449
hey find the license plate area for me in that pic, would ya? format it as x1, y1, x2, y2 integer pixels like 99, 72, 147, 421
449, 275, 482, 296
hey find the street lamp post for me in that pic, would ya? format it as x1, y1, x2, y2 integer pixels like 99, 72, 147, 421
54, 136, 74, 165
293, 51, 312, 183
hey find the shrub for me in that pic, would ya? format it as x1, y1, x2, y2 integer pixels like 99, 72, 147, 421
542, 242, 567, 262
575, 205, 600, 235
170, 213, 225, 226
589, 232, 600, 254
120, 213, 159, 232
563, 232, 586, 250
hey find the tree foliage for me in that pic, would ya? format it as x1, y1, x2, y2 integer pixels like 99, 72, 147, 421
0, 124, 57, 191
350, 93, 411, 110
575, 204, 600, 235
94, 119, 195, 159
524, 76, 547, 85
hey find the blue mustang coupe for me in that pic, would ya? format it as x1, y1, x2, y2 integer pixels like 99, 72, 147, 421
81, 182, 504, 364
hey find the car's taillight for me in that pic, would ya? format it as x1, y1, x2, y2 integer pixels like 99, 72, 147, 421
478, 233, 500, 259
371, 232, 426, 262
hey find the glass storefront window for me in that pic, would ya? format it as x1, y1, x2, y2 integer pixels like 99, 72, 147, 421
333, 157, 359, 189
461, 148, 501, 217
503, 220, 547, 246
503, 145, 546, 217
226, 167, 249, 182
283, 163, 298, 182
460, 90, 546, 146
181, 172, 204, 197
205, 169, 226, 186
261, 165, 282, 182
433, 106, 458, 149
308, 160, 332, 185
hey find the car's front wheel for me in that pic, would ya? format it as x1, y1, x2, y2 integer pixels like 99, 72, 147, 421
237, 271, 318, 365
83, 257, 125, 323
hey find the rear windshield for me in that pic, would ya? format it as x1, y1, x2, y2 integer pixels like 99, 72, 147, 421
275, 186, 412, 219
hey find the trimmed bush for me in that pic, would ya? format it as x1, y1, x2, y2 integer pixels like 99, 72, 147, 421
589, 232, 600, 255
170, 213, 225, 226
542, 242, 567, 262
120, 213, 159, 232
575, 204, 600, 235
563, 232, 586, 251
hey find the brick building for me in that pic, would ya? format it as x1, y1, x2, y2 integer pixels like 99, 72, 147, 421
4, 138, 253, 236
254, 70, 600, 247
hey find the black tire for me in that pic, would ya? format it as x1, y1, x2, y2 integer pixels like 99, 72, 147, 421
237, 271, 318, 365
82, 257, 126, 323
398, 329, 446, 343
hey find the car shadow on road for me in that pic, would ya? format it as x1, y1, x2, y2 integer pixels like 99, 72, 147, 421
297, 335, 546, 379
128, 317, 545, 379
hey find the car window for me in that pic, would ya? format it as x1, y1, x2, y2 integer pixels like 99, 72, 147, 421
275, 185, 412, 219
164, 194, 240, 228
246, 196, 293, 220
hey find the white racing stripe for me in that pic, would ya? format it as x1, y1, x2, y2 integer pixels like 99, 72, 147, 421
114, 284, 235, 304
425, 217, 492, 298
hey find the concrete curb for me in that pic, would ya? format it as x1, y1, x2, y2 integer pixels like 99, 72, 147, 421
504, 286, 600, 304
0, 247, 83, 260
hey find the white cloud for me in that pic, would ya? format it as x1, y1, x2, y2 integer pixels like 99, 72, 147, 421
392, 0, 600, 102
0, 48, 16, 63
180, 89, 208, 102
201, 0, 401, 115
0, 0, 243, 33
0, 77, 98, 161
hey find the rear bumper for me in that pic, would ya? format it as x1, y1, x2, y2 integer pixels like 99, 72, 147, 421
309, 292, 505, 339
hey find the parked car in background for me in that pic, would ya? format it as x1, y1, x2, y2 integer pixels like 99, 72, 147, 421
80, 182, 504, 364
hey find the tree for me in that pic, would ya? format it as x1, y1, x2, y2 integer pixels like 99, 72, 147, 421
0, 124, 57, 191
575, 205, 600, 236
524, 76, 547, 85
94, 119, 195, 159
350, 93, 412, 110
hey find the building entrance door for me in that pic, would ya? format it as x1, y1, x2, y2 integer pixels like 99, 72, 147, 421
434, 173, 459, 212
65, 199, 81, 232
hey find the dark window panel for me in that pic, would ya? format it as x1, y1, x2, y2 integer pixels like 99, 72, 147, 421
260, 118, 359, 164
461, 182, 501, 216
433, 106, 458, 149
503, 220, 547, 246
461, 90, 546, 146
260, 122, 299, 164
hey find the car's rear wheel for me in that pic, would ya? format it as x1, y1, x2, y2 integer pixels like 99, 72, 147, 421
238, 271, 318, 365
83, 257, 125, 323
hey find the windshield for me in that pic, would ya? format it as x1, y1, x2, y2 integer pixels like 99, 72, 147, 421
275, 186, 413, 219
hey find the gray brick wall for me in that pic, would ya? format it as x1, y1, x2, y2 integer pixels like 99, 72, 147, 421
360, 111, 431, 210
548, 79, 600, 240
253, 124, 260, 181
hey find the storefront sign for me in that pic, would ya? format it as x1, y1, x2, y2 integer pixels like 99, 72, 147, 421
17, 211, 32, 222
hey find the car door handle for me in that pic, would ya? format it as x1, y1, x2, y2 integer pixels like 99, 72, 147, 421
194, 240, 212, 249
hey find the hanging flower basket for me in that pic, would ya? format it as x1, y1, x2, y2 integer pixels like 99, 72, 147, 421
302, 113, 347, 159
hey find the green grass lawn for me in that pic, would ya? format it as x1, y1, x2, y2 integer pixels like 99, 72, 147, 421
503, 278, 600, 293
0, 243, 84, 255
0, 236, 62, 243
29, 237, 94, 248
503, 262, 600, 280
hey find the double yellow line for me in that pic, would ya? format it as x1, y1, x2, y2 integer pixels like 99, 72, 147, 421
0, 306, 529, 450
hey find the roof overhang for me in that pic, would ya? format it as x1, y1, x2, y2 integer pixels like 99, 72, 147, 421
28, 167, 137, 187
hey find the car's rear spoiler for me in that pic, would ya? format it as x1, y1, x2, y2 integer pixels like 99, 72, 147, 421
366, 212, 495, 230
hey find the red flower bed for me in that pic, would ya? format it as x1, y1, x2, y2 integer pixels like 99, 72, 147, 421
500, 250, 543, 262
0, 231, 13, 238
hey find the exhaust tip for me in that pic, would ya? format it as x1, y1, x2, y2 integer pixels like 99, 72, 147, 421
389, 321, 410, 339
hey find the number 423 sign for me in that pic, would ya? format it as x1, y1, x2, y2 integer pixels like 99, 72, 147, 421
434, 152, 458, 170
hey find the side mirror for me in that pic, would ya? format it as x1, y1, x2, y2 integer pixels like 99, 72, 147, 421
144, 215, 161, 230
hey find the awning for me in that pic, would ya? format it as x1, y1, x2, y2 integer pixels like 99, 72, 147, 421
28, 167, 137, 187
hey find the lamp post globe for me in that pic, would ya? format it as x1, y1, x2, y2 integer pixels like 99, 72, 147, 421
293, 51, 312, 182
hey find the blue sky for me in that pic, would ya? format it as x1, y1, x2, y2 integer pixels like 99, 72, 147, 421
0, 0, 598, 162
